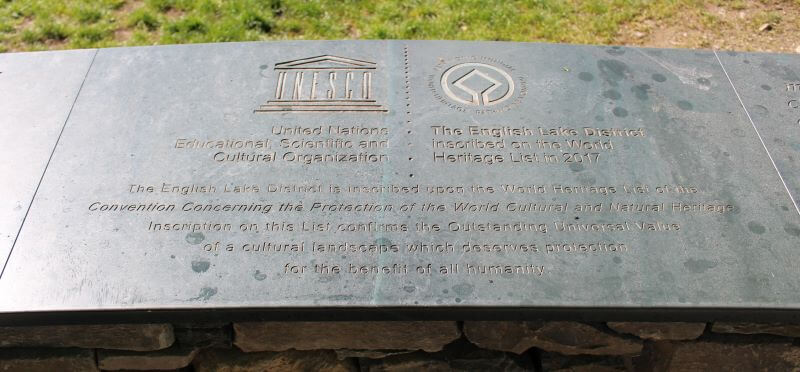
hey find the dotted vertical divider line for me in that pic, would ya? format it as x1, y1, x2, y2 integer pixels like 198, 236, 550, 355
403, 45, 411, 119
403, 45, 414, 178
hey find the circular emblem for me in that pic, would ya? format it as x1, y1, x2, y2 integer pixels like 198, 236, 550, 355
440, 63, 515, 106
429, 57, 526, 114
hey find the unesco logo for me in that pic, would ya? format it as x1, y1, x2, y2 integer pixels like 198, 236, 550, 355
255, 55, 387, 113
430, 57, 527, 114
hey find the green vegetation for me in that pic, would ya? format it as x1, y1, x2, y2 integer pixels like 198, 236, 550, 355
0, 0, 665, 51
0, 0, 798, 53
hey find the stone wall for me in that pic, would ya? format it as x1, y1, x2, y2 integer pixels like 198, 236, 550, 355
0, 321, 798, 371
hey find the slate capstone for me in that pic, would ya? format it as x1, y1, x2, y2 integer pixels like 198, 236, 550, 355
0, 41, 799, 323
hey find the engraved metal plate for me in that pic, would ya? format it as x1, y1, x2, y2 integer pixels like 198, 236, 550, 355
1, 41, 799, 323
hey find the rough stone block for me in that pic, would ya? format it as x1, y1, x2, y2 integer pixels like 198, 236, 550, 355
174, 326, 232, 349
334, 349, 415, 360
711, 322, 800, 338
641, 340, 800, 371
360, 354, 451, 372
98, 345, 197, 370
233, 321, 460, 352
360, 350, 535, 371
607, 322, 706, 341
463, 321, 642, 356
0, 348, 98, 372
192, 348, 356, 372
0, 324, 174, 351
359, 337, 536, 372
540, 352, 630, 372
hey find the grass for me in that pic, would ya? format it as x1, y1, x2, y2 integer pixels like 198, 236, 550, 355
0, 0, 799, 53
